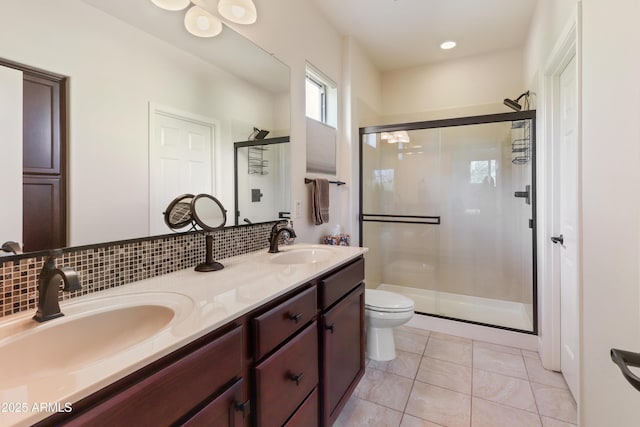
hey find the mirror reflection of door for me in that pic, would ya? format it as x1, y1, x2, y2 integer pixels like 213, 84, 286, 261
149, 106, 215, 235
0, 60, 67, 252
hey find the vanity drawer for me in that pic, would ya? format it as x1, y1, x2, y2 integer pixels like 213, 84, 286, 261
182, 379, 246, 427
253, 286, 317, 360
319, 257, 364, 310
255, 322, 318, 427
64, 326, 243, 427
284, 387, 319, 427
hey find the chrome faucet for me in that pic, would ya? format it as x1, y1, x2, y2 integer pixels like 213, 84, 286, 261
33, 250, 81, 322
268, 220, 297, 253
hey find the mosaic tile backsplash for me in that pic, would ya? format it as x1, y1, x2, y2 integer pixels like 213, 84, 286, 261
0, 222, 276, 318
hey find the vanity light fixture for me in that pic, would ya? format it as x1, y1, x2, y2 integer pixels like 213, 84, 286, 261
440, 40, 457, 50
151, 0, 191, 11
218, 0, 257, 24
150, 0, 257, 38
184, 5, 223, 38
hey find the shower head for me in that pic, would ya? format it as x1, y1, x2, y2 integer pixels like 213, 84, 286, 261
504, 91, 530, 112
503, 98, 522, 111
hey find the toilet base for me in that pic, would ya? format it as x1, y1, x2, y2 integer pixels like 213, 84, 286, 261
366, 326, 397, 361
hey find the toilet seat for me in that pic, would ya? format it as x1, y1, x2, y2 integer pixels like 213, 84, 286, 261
365, 289, 414, 313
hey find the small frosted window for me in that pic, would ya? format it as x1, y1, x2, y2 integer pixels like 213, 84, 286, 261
305, 77, 324, 122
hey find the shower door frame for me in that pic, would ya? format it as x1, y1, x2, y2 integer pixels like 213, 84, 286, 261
359, 110, 538, 334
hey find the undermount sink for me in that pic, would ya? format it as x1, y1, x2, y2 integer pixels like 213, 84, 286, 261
270, 247, 334, 265
0, 292, 193, 390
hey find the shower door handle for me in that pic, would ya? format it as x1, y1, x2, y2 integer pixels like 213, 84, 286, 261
514, 185, 531, 205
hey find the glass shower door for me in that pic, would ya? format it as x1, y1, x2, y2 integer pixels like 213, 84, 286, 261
360, 115, 535, 332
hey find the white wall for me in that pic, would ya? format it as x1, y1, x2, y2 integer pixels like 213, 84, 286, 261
524, 0, 577, 87
381, 48, 525, 123
0, 65, 22, 246
226, 0, 347, 244
344, 37, 384, 245
525, 0, 640, 424
581, 0, 640, 424
0, 0, 283, 245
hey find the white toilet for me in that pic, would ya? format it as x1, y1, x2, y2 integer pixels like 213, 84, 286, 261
365, 289, 415, 361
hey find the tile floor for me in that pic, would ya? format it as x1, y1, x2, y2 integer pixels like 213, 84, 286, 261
334, 326, 577, 427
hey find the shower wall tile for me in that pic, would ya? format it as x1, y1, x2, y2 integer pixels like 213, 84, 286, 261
0, 222, 275, 319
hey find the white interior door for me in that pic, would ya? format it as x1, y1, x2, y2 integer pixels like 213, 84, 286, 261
0, 65, 23, 244
150, 110, 214, 235
558, 54, 579, 398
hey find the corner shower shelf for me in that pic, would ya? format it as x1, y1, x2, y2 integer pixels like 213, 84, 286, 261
511, 119, 531, 165
248, 146, 269, 175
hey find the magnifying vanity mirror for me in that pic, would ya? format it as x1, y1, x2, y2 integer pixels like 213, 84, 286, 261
0, 0, 290, 256
164, 194, 227, 272
164, 194, 196, 231
192, 194, 227, 231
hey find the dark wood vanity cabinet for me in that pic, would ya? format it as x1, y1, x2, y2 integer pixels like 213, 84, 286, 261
318, 258, 366, 426
38, 256, 365, 427
43, 324, 248, 427
249, 257, 365, 427
320, 283, 365, 425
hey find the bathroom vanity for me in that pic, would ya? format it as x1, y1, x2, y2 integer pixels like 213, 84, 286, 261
1, 245, 366, 427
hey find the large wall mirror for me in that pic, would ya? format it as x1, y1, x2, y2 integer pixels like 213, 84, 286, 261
0, 0, 290, 254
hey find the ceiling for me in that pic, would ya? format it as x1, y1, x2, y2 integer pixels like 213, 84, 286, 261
312, 0, 538, 71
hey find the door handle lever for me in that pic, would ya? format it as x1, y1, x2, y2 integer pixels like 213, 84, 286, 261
611, 348, 640, 392
551, 234, 564, 245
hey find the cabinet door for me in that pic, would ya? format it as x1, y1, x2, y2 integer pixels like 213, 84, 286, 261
320, 283, 365, 426
23, 74, 62, 175
23, 176, 64, 251
63, 326, 243, 427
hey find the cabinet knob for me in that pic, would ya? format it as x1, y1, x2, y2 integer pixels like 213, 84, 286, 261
288, 312, 303, 323
288, 372, 304, 386
325, 324, 334, 334
234, 400, 251, 417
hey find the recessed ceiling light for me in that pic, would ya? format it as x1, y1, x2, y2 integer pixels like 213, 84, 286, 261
440, 41, 457, 50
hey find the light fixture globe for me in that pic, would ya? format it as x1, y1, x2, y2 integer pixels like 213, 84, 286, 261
150, 0, 190, 11
184, 5, 223, 38
218, 0, 257, 24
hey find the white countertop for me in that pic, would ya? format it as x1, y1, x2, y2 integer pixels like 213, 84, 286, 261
0, 244, 367, 427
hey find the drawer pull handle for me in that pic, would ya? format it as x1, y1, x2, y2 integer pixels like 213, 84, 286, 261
326, 324, 334, 334
288, 372, 304, 386
234, 400, 251, 417
288, 312, 303, 323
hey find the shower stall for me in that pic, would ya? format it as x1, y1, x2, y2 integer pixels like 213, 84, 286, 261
359, 111, 536, 333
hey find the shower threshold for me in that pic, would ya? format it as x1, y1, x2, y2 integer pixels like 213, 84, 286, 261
377, 284, 533, 332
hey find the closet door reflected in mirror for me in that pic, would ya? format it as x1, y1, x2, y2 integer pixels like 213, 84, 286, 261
17, 64, 67, 252
149, 106, 215, 236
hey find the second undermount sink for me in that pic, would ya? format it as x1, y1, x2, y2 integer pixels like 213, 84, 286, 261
270, 247, 334, 265
0, 292, 193, 389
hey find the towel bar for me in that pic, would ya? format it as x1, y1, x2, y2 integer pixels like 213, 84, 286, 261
304, 178, 345, 186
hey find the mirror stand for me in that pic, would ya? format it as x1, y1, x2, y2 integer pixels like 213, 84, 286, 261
195, 233, 224, 272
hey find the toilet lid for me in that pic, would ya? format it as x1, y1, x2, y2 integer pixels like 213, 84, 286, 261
365, 289, 414, 312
